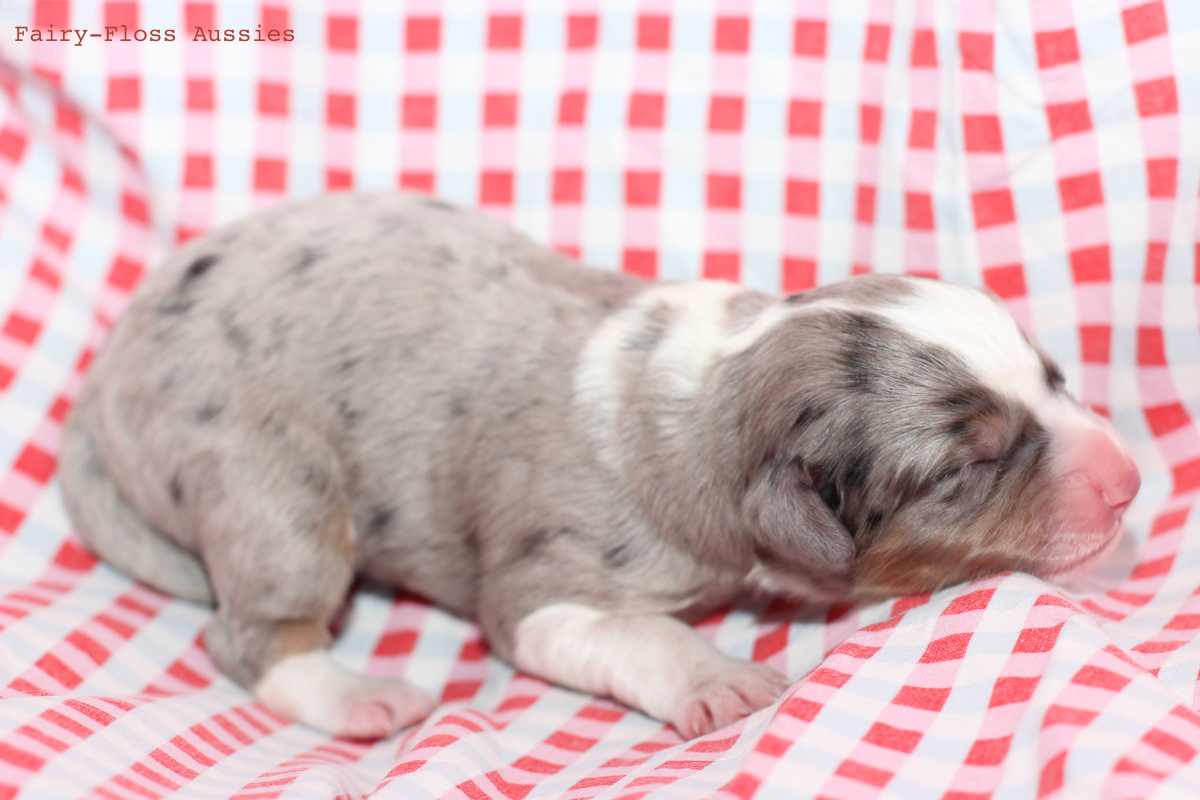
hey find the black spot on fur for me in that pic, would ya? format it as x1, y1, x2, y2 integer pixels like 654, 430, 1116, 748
425, 197, 456, 212
842, 314, 885, 390
169, 474, 183, 505
156, 299, 194, 316
624, 303, 672, 353
792, 404, 830, 434
302, 466, 331, 494
219, 308, 251, 353
337, 399, 360, 427
603, 541, 634, 569
1042, 355, 1066, 392
367, 506, 394, 534
513, 527, 572, 562
290, 246, 323, 279
339, 357, 360, 373
196, 403, 224, 423
181, 254, 219, 287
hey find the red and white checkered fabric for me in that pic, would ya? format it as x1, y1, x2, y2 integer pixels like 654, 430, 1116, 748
1, 1, 1199, 797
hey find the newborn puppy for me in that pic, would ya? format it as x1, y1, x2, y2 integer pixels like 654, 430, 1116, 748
59, 193, 1139, 739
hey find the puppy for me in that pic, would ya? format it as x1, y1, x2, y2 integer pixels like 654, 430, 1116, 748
58, 192, 1140, 739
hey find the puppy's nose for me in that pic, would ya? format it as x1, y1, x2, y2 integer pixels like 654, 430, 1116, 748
1102, 462, 1140, 511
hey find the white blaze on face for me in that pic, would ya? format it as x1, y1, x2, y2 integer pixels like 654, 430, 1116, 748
870, 279, 1049, 408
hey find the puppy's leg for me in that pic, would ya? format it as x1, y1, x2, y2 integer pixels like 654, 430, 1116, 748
196, 434, 434, 739
512, 604, 790, 738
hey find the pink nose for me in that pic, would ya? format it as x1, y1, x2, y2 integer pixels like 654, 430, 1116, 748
1102, 459, 1140, 511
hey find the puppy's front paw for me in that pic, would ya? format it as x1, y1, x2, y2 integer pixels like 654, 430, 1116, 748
256, 650, 436, 739
672, 662, 791, 739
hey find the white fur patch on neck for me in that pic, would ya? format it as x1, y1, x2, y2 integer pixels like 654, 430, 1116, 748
573, 281, 748, 460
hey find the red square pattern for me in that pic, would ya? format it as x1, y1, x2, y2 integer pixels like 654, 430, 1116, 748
255, 159, 286, 192
638, 15, 670, 49
406, 17, 439, 50
1059, 172, 1104, 212
402, 95, 436, 128
187, 79, 214, 111
963, 114, 1003, 152
704, 253, 739, 282
4, 315, 39, 345
860, 105, 882, 142
1080, 325, 1111, 363
909, 110, 936, 148
183, 155, 212, 188
553, 170, 582, 203
911, 28, 936, 67
0, 128, 25, 162
327, 169, 352, 190
628, 93, 664, 127
261, 6, 288, 31
328, 16, 357, 50
327, 94, 355, 127
1036, 29, 1080, 69
623, 249, 657, 279
567, 15, 597, 49
1070, 245, 1111, 282
715, 17, 749, 52
971, 189, 1015, 228
783, 258, 816, 292
856, 185, 876, 223
625, 171, 659, 205
559, 92, 586, 125
56, 107, 83, 135
258, 83, 288, 115
401, 172, 433, 192
185, 2, 214, 29
893, 686, 950, 712
1136, 77, 1178, 117
1124, 2, 1168, 45
480, 172, 513, 204
967, 737, 1012, 766
105, 1, 137, 27
1136, 326, 1166, 366
959, 32, 993, 71
107, 77, 139, 111
794, 20, 826, 57
709, 96, 743, 131
1147, 158, 1177, 197
864, 722, 921, 754
905, 192, 934, 230
788, 100, 822, 137
864, 24, 890, 62
35, 0, 69, 27
983, 264, 1027, 299
1046, 100, 1092, 139
786, 180, 819, 216
484, 94, 518, 127
489, 15, 521, 49
707, 175, 740, 209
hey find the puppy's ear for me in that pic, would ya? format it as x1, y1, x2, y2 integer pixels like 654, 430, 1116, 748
743, 458, 855, 593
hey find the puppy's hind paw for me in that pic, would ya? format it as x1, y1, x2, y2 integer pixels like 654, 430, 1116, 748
256, 650, 436, 739
673, 662, 791, 739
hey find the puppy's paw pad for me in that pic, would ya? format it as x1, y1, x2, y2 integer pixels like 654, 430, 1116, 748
339, 686, 436, 739
256, 650, 436, 739
674, 663, 790, 739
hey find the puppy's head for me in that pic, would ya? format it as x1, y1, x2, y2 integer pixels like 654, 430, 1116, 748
730, 275, 1139, 599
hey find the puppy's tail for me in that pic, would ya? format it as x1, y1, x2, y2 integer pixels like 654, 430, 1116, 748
57, 414, 215, 606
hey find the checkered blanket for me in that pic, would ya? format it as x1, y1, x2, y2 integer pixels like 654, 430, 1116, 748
1, 1, 1198, 797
